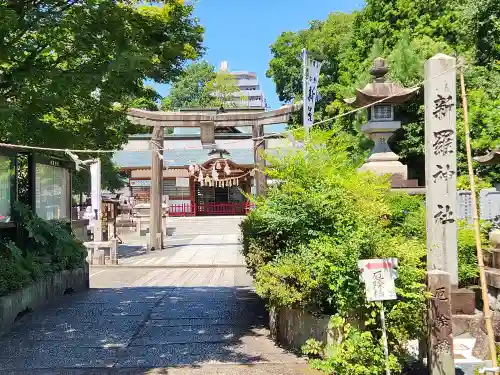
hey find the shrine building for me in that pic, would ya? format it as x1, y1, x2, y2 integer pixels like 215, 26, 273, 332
113, 107, 289, 216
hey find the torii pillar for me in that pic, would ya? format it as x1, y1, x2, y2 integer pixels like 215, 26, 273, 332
150, 125, 164, 251
127, 104, 300, 249
252, 124, 267, 196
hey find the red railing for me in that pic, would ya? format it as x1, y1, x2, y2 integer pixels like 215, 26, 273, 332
197, 202, 249, 216
168, 202, 254, 216
169, 203, 195, 217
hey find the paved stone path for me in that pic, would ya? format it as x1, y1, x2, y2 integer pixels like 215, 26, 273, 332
116, 234, 245, 268
113, 217, 246, 268
0, 217, 318, 374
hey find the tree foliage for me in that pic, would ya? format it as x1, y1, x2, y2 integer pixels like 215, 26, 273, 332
162, 61, 247, 110
242, 128, 486, 373
267, 0, 500, 184
161, 61, 216, 110
0, 202, 86, 297
0, 0, 204, 189
241, 129, 428, 374
207, 70, 247, 108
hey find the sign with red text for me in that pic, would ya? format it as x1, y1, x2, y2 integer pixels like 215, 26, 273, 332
358, 258, 398, 302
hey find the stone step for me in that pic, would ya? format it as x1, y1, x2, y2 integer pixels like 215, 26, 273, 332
407, 336, 492, 375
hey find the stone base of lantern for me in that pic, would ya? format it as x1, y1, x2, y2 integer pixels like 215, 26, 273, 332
358, 159, 408, 181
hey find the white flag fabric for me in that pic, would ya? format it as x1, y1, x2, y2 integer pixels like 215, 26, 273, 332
303, 52, 322, 130
90, 160, 101, 218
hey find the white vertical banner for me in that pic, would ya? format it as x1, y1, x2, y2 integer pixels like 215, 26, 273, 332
302, 49, 322, 131
90, 159, 102, 241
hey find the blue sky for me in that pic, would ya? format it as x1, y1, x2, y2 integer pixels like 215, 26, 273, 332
149, 0, 361, 110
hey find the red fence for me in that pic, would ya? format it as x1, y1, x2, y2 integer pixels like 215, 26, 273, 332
168, 203, 195, 217
168, 202, 253, 217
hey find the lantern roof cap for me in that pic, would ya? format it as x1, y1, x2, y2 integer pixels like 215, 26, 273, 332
345, 57, 418, 107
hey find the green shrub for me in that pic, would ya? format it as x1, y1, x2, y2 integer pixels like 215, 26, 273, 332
0, 202, 87, 297
242, 129, 491, 374
241, 130, 429, 373
307, 316, 400, 375
457, 220, 491, 287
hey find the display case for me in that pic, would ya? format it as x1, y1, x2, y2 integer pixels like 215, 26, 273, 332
0, 148, 16, 228
34, 155, 73, 221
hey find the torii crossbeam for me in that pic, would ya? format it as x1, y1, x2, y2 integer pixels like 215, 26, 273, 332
126, 104, 301, 251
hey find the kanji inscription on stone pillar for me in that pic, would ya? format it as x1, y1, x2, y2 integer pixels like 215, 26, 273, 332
424, 54, 458, 286
427, 270, 455, 375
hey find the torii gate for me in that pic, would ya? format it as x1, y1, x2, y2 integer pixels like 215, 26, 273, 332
126, 104, 301, 250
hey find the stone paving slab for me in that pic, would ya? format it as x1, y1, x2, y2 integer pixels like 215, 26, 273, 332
0, 363, 322, 375
114, 341, 303, 368
0, 212, 310, 375
0, 284, 308, 373
90, 268, 253, 288
129, 325, 268, 346
114, 216, 246, 268
0, 344, 117, 370
117, 234, 245, 268
3, 316, 141, 348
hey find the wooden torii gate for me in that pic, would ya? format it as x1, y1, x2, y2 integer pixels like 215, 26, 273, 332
126, 104, 301, 250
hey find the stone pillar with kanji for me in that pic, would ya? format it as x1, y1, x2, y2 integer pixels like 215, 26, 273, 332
424, 53, 458, 286
424, 53, 457, 375
427, 271, 455, 375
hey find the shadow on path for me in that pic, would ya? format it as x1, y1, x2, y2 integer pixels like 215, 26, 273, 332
0, 286, 303, 374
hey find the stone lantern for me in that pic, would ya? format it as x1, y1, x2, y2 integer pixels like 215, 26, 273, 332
345, 58, 417, 183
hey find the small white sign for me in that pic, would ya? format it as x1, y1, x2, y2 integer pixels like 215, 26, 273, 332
130, 180, 151, 187
358, 258, 398, 302
176, 177, 190, 187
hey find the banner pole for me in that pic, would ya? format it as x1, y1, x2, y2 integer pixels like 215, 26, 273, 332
302, 48, 308, 135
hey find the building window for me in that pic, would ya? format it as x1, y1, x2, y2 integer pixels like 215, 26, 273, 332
131, 179, 190, 199
163, 179, 190, 198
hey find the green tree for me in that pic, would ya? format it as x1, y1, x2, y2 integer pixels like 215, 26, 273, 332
161, 61, 216, 110
162, 61, 248, 110
206, 70, 248, 108
267, 13, 354, 122
463, 0, 500, 69
0, 0, 203, 189
267, 0, 500, 184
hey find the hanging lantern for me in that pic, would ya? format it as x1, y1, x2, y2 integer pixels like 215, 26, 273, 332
204, 175, 210, 185
198, 171, 203, 185
188, 164, 195, 176
212, 169, 218, 181
224, 161, 231, 176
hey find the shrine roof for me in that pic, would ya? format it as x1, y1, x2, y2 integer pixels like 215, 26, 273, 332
474, 148, 500, 165
113, 148, 255, 169
344, 57, 418, 107
345, 83, 418, 107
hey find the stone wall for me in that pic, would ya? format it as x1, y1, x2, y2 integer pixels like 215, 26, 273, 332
0, 265, 89, 336
270, 307, 335, 351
